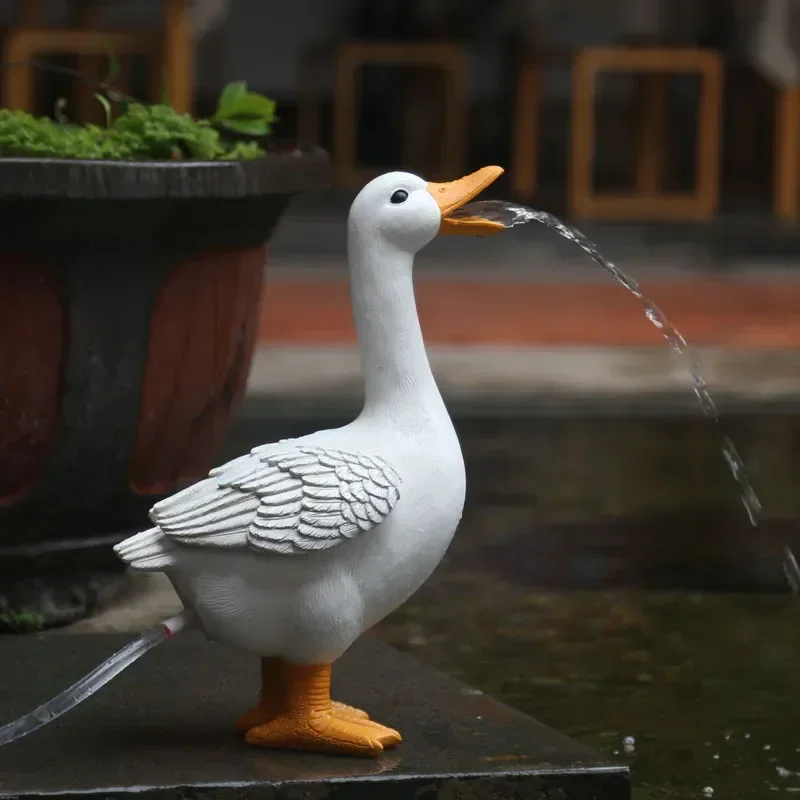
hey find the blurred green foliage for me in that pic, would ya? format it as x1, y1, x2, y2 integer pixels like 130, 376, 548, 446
0, 610, 44, 634
0, 81, 276, 161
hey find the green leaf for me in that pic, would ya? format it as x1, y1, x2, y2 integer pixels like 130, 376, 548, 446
217, 117, 271, 136
215, 81, 247, 117
214, 91, 276, 122
94, 93, 112, 127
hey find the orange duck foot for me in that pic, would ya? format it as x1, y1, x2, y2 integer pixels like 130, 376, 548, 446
234, 657, 371, 735
235, 700, 370, 734
240, 662, 401, 757
244, 711, 401, 757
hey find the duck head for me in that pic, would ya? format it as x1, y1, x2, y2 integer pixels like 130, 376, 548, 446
347, 166, 505, 257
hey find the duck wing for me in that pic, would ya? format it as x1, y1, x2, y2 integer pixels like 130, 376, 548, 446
148, 444, 402, 556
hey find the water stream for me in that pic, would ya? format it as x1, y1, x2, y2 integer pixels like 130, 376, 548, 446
453, 199, 800, 593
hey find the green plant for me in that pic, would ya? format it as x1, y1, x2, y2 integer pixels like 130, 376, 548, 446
211, 80, 278, 136
0, 610, 45, 634
0, 79, 277, 161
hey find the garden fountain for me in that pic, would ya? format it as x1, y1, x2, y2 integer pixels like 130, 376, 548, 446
0, 168, 630, 799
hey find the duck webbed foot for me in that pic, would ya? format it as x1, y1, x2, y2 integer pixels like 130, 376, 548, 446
331, 701, 371, 721
235, 658, 371, 734
241, 662, 402, 757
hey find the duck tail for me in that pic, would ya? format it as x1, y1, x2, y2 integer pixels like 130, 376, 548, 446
114, 527, 176, 572
0, 610, 193, 748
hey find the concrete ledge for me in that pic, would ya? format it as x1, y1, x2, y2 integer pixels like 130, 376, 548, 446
0, 633, 629, 800
245, 346, 800, 415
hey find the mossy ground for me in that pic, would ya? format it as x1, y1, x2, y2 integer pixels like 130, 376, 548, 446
0, 610, 44, 634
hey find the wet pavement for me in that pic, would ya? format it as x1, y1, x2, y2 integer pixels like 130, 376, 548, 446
374, 575, 800, 800
63, 567, 800, 800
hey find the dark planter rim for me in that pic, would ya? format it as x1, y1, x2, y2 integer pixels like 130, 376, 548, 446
0, 147, 330, 199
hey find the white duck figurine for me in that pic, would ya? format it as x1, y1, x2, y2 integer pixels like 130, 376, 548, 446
114, 166, 505, 757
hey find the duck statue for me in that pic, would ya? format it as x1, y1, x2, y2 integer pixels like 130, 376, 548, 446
0, 166, 505, 758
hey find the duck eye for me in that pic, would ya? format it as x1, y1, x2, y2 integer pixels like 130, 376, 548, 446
390, 189, 409, 204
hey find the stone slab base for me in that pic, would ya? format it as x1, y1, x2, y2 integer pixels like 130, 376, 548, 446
0, 633, 628, 799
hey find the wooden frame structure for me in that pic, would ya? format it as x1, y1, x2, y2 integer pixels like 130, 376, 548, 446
511, 57, 542, 201
328, 41, 468, 188
568, 47, 724, 221
775, 85, 800, 222
2, 0, 193, 115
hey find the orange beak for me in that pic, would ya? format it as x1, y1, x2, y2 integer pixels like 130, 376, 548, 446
426, 166, 505, 235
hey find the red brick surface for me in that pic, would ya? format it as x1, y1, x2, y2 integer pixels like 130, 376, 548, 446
259, 277, 800, 348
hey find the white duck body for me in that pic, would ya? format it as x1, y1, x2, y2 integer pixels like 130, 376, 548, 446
114, 170, 497, 666
159, 416, 464, 665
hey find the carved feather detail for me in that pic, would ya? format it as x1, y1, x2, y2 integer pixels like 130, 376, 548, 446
148, 445, 402, 556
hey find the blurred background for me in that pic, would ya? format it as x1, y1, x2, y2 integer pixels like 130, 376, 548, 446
1, 2, 800, 797
4, 0, 790, 589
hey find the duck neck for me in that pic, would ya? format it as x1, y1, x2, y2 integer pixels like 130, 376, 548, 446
348, 237, 441, 418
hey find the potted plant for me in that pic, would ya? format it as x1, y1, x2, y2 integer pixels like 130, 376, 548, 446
0, 73, 329, 630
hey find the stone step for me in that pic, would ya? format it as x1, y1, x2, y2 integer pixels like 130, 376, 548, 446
0, 633, 629, 799
245, 346, 800, 410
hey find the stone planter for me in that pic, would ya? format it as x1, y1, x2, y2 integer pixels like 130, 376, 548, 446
0, 150, 329, 628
